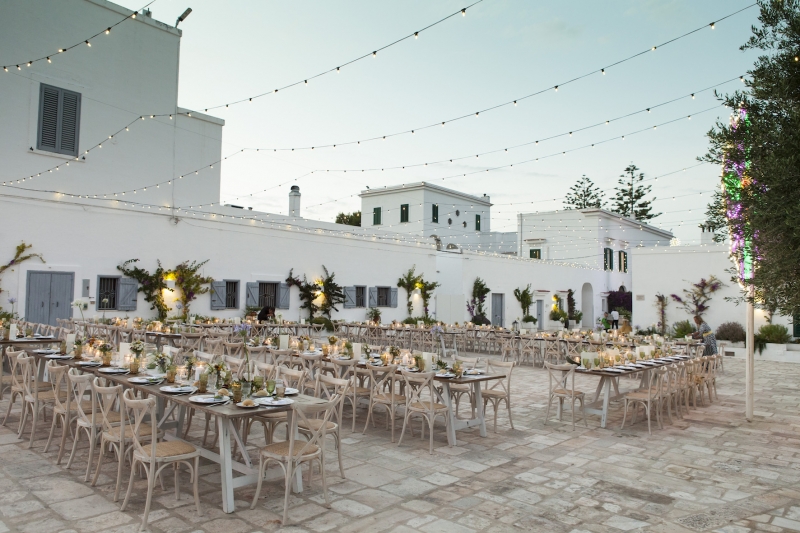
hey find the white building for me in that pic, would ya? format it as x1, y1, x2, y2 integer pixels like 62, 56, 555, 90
0, 0, 712, 334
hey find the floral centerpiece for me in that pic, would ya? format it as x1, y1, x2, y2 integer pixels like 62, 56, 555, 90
98, 341, 114, 365
152, 352, 172, 373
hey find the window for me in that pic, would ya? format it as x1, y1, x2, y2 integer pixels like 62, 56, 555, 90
225, 281, 239, 309
377, 287, 391, 306
432, 204, 438, 223
400, 204, 409, 223
618, 251, 628, 273
475, 214, 481, 231
97, 276, 118, 310
37, 83, 81, 157
258, 282, 278, 308
530, 248, 542, 259
603, 248, 614, 271
355, 286, 366, 308
373, 207, 381, 225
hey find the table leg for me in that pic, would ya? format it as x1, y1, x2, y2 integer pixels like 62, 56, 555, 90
472, 382, 487, 438
216, 417, 236, 513
593, 376, 605, 403
440, 382, 457, 446
600, 378, 612, 429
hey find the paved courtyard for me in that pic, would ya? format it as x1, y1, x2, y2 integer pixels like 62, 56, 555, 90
0, 357, 799, 533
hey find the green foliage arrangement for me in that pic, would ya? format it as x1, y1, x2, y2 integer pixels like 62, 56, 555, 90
286, 269, 320, 319
716, 322, 746, 343
366, 307, 382, 323
397, 266, 419, 317
117, 259, 172, 321
513, 284, 533, 317
172, 260, 213, 320
467, 277, 490, 321
754, 324, 791, 354
672, 320, 696, 339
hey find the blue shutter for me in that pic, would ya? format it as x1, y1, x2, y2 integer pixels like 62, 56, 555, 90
210, 281, 227, 310
344, 286, 356, 309
390, 288, 398, 308
278, 282, 290, 309
117, 278, 138, 311
368, 287, 377, 307
246, 282, 259, 307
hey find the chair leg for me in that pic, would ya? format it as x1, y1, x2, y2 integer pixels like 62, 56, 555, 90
397, 411, 410, 446
250, 458, 266, 510
428, 416, 435, 455
120, 459, 137, 511
544, 394, 552, 425
620, 400, 629, 429
17, 402, 29, 439
91, 438, 106, 487
1, 391, 17, 426
282, 462, 294, 525
140, 463, 156, 532
320, 457, 331, 509
114, 444, 126, 502
44, 411, 59, 452
192, 457, 203, 515
336, 432, 345, 479
66, 426, 82, 470
84, 428, 96, 482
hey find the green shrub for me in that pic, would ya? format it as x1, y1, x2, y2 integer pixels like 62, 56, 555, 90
522, 315, 537, 324
549, 308, 567, 321
402, 316, 437, 326
716, 321, 746, 343
311, 316, 334, 332
754, 324, 790, 354
614, 307, 631, 322
672, 320, 695, 338
471, 314, 491, 326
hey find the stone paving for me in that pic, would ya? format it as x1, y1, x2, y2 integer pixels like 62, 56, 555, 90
0, 357, 799, 533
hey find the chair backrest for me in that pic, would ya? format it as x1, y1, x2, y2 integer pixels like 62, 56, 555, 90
122, 388, 157, 462
17, 353, 39, 401
46, 360, 70, 412
364, 363, 399, 400
544, 361, 575, 395
254, 361, 276, 382
68, 372, 95, 426
329, 357, 358, 381
5, 349, 25, 391
486, 359, 514, 396
315, 373, 350, 425
180, 333, 204, 351
203, 337, 225, 356
286, 399, 337, 461
399, 369, 439, 411
194, 350, 216, 366
247, 345, 269, 362
276, 366, 306, 390
271, 349, 293, 366
92, 377, 124, 434
224, 342, 244, 357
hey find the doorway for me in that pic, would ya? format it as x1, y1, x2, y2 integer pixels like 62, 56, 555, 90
581, 283, 594, 328
536, 300, 544, 330
25, 271, 74, 326
491, 293, 504, 327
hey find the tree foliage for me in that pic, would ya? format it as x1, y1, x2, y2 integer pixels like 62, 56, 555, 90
117, 259, 172, 321
513, 284, 533, 317
335, 211, 361, 226
563, 175, 605, 209
397, 266, 419, 317
172, 260, 213, 320
318, 265, 345, 318
702, 0, 800, 317
286, 269, 320, 320
611, 164, 660, 221
466, 277, 490, 320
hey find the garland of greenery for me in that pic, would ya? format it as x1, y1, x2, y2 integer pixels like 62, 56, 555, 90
117, 259, 172, 321
173, 260, 213, 320
318, 265, 345, 318
0, 243, 45, 296
286, 269, 320, 319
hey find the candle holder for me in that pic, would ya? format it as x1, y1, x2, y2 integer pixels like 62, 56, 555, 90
129, 357, 141, 375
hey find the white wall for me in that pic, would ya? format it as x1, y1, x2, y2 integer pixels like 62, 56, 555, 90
0, 0, 223, 210
631, 244, 793, 334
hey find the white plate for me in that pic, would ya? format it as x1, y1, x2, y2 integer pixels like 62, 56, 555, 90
190, 395, 229, 405
437, 372, 456, 378
235, 402, 259, 408
35, 335, 54, 339
257, 397, 293, 406
284, 387, 299, 396
98, 367, 130, 374
77, 361, 102, 367
45, 354, 72, 359
33, 349, 58, 354
160, 385, 197, 394
464, 369, 484, 375
128, 376, 163, 384
604, 368, 624, 373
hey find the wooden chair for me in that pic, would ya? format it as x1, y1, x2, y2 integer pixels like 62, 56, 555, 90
64, 372, 99, 480
43, 361, 74, 458
203, 337, 225, 357
330, 358, 370, 432
1, 349, 27, 424
397, 369, 449, 454
481, 359, 515, 431
361, 364, 404, 442
621, 367, 664, 434
223, 342, 244, 357
301, 373, 350, 478
120, 389, 202, 532
17, 353, 59, 449
250, 398, 336, 524
543, 362, 587, 430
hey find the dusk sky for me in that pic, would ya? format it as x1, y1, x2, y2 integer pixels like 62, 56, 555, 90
117, 0, 760, 243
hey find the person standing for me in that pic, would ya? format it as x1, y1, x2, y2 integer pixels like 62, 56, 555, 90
610, 309, 620, 330
601, 312, 611, 331
691, 315, 717, 355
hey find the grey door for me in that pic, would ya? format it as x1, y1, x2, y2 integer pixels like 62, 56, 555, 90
25, 271, 74, 326
536, 300, 544, 330
491, 293, 504, 327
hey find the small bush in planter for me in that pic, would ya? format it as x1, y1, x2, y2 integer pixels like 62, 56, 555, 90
672, 320, 695, 338
716, 322, 746, 343
471, 314, 491, 326
522, 315, 537, 324
753, 324, 791, 353
549, 308, 567, 322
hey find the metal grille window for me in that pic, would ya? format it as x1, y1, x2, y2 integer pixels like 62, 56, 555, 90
355, 286, 366, 307
37, 84, 81, 157
530, 248, 542, 259
432, 204, 438, 223
98, 277, 118, 310
225, 281, 239, 308
258, 282, 277, 308
373, 207, 381, 225
377, 287, 390, 306
400, 204, 409, 223
475, 214, 481, 231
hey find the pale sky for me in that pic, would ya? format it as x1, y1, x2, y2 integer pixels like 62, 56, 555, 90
117, 0, 759, 244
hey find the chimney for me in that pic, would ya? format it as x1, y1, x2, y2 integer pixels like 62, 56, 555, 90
699, 222, 716, 245
289, 185, 301, 217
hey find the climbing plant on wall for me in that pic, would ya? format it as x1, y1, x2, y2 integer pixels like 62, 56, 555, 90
117, 259, 172, 321
0, 243, 45, 296
173, 260, 213, 320
286, 269, 320, 320
467, 277, 491, 323
416, 277, 440, 319
655, 293, 669, 336
318, 265, 345, 318
397, 266, 419, 317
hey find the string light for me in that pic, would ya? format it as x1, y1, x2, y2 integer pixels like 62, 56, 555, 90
1, 1, 154, 70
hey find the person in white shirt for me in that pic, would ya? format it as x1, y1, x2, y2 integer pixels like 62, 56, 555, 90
610, 310, 620, 330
